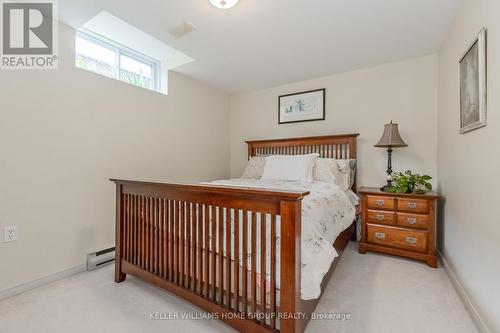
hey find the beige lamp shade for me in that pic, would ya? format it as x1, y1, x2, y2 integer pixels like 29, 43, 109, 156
374, 121, 408, 148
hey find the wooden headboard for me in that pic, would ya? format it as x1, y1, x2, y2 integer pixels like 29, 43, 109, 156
246, 134, 359, 159
246, 133, 360, 190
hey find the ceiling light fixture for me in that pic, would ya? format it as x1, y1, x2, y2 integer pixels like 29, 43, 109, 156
209, 0, 239, 9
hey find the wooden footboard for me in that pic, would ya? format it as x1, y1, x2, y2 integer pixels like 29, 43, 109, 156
111, 179, 309, 333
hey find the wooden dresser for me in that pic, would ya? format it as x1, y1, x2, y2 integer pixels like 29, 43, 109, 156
358, 187, 439, 267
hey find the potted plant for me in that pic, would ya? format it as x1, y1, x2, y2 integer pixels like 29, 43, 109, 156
388, 170, 433, 194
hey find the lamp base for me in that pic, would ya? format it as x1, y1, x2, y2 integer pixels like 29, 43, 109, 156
380, 147, 393, 192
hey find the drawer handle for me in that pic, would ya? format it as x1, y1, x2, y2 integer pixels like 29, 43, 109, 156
407, 218, 417, 225
375, 232, 385, 240
406, 237, 417, 244
376, 199, 385, 206
407, 202, 417, 209
376, 214, 385, 221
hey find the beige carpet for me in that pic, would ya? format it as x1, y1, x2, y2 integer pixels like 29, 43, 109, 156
0, 242, 478, 333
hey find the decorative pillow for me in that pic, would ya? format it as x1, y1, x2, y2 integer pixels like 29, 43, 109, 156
313, 158, 357, 190
313, 158, 337, 183
336, 159, 357, 189
241, 156, 267, 179
261, 154, 319, 181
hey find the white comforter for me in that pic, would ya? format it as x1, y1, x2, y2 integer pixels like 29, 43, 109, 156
206, 178, 356, 300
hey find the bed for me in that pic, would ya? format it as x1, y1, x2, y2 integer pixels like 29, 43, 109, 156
111, 133, 359, 333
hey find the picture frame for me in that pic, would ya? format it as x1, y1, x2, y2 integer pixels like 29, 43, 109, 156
459, 28, 487, 134
278, 88, 325, 124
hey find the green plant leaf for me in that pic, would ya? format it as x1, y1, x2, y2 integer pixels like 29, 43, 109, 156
389, 170, 434, 194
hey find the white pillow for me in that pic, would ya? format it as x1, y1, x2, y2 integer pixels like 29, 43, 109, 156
241, 156, 267, 179
313, 158, 356, 190
261, 154, 319, 181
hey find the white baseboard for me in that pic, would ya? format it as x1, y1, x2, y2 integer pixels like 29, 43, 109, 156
0, 264, 86, 301
438, 251, 490, 333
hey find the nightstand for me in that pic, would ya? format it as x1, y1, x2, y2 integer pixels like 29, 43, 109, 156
358, 187, 440, 268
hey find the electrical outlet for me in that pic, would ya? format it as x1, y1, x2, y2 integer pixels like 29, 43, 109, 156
4, 225, 17, 242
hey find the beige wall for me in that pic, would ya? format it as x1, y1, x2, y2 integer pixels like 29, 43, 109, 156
438, 0, 500, 331
0, 23, 230, 291
230, 55, 439, 188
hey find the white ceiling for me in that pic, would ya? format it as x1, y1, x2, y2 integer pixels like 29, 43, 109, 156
60, 0, 464, 94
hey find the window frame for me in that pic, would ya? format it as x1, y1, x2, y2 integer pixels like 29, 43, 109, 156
76, 30, 161, 92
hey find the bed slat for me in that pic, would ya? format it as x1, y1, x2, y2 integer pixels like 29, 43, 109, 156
210, 206, 216, 301
186, 202, 191, 289
218, 208, 224, 304
168, 200, 173, 281
196, 204, 202, 294
260, 213, 267, 324
270, 214, 277, 330
233, 210, 240, 312
225, 209, 232, 307
242, 211, 248, 314
173, 200, 179, 284
251, 211, 257, 315
154, 198, 159, 275
203, 205, 209, 297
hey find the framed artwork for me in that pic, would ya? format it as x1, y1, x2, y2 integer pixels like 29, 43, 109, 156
278, 88, 325, 124
459, 28, 487, 134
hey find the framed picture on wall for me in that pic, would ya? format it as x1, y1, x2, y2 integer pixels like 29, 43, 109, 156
459, 28, 487, 134
278, 88, 325, 124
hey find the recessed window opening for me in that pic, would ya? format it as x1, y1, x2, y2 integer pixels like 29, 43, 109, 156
75, 31, 161, 93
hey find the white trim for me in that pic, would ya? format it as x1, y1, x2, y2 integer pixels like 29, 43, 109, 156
438, 251, 490, 333
0, 264, 86, 301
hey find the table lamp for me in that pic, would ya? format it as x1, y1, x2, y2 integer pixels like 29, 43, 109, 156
375, 121, 408, 191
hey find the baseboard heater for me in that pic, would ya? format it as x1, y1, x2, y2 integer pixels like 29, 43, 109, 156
87, 247, 115, 271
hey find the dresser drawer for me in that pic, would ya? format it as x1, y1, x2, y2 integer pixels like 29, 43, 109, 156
396, 213, 429, 230
397, 198, 429, 214
367, 210, 396, 225
367, 196, 395, 210
367, 224, 428, 253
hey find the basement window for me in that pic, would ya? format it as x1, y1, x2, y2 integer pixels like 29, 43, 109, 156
75, 31, 160, 92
